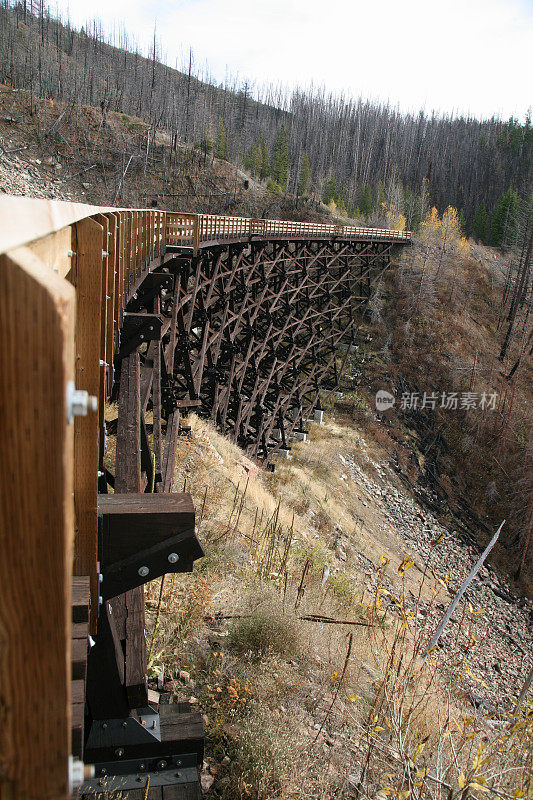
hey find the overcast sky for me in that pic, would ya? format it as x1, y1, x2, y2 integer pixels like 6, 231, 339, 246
55, 0, 532, 120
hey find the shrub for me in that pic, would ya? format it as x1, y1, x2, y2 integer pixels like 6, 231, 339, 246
266, 178, 283, 196
329, 571, 355, 603
228, 605, 299, 659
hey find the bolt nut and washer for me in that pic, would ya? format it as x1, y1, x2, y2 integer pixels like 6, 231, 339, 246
66, 381, 98, 424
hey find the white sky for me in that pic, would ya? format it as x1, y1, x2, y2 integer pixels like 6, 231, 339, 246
55, 0, 532, 120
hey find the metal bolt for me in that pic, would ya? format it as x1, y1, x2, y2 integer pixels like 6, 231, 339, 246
168, 552, 179, 564
100, 768, 107, 775
102, 250, 109, 257
157, 760, 167, 771
115, 748, 125, 758
138, 566, 150, 577
122, 721, 128, 727
176, 760, 182, 767
175, 772, 182, 778
139, 333, 144, 340
67, 250, 76, 257
102, 722, 108, 729
148, 325, 154, 331
139, 763, 146, 771
66, 381, 98, 424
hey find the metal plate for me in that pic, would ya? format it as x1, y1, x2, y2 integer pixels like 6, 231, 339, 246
81, 765, 199, 794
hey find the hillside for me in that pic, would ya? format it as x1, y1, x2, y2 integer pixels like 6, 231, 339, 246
0, 1, 531, 231
0, 83, 319, 220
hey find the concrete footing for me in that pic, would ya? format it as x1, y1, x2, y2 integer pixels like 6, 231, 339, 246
291, 431, 307, 442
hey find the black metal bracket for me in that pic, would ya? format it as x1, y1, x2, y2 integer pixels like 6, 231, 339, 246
117, 313, 163, 361
100, 530, 198, 599
127, 273, 174, 313
81, 764, 198, 794
86, 707, 161, 752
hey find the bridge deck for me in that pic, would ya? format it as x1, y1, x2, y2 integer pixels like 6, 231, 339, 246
0, 195, 411, 258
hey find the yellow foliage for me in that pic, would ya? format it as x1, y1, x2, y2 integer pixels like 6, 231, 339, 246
420, 205, 470, 255
382, 202, 407, 232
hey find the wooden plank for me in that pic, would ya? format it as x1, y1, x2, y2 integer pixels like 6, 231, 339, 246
94, 214, 109, 437
113, 212, 123, 349
114, 351, 149, 709
71, 217, 104, 635
0, 194, 111, 254
72, 639, 89, 680
27, 226, 73, 278
118, 787, 163, 799
71, 701, 85, 758
162, 410, 180, 492
160, 711, 205, 746
72, 575, 91, 623
162, 784, 200, 800
124, 596, 147, 708
73, 621, 89, 638
98, 493, 197, 566
115, 352, 142, 493
0, 245, 75, 800
71, 679, 85, 704
104, 213, 118, 395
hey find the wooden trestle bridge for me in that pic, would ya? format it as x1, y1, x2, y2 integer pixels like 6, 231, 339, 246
0, 196, 410, 799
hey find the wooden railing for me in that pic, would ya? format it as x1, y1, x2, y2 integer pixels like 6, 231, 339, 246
165, 211, 411, 253
0, 194, 410, 800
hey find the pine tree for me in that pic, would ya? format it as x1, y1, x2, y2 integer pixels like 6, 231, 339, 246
259, 136, 269, 180
472, 201, 488, 242
323, 176, 338, 205
215, 118, 230, 161
270, 125, 289, 189
359, 185, 373, 217
244, 142, 262, 178
375, 181, 386, 209
338, 182, 351, 216
298, 152, 311, 197
490, 189, 520, 246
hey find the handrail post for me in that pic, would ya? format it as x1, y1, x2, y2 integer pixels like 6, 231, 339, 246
193, 214, 200, 256
162, 210, 168, 254
0, 246, 76, 800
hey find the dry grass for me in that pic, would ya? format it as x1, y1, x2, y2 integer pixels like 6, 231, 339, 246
135, 408, 532, 799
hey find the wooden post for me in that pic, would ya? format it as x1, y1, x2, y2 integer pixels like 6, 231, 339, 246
71, 217, 104, 634
0, 246, 75, 800
114, 352, 149, 708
